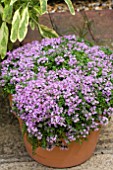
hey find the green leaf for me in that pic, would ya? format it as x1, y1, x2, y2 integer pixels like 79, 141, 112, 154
10, 0, 18, 6
1, 0, 9, 3
22, 122, 27, 136
10, 9, 20, 43
64, 0, 75, 15
27, 134, 38, 153
58, 96, 65, 107
2, 4, 13, 23
33, 6, 42, 16
18, 6, 29, 42
29, 20, 35, 31
0, 4, 4, 14
39, 0, 48, 14
0, 22, 9, 59
101, 47, 113, 55
38, 24, 59, 38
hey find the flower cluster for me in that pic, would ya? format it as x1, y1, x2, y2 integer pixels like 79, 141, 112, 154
1, 35, 113, 150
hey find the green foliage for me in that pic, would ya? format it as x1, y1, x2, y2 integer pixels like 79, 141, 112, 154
72, 50, 90, 66
22, 122, 27, 136
3, 82, 15, 94
77, 37, 94, 47
29, 19, 35, 30
2, 4, 13, 23
0, 22, 9, 59
18, 7, 29, 42
101, 47, 113, 55
38, 24, 58, 38
64, 0, 75, 15
58, 96, 65, 107
10, 0, 18, 6
39, 0, 48, 14
10, 9, 20, 43
32, 37, 92, 73
27, 134, 38, 153
0, 4, 3, 14
0, 0, 75, 59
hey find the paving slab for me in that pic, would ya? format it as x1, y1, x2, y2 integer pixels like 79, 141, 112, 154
0, 153, 113, 170
17, 10, 113, 49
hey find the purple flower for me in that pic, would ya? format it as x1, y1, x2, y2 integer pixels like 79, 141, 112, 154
1, 35, 113, 149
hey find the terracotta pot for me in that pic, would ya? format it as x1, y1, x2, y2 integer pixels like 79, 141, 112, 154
8, 94, 100, 168
23, 130, 100, 168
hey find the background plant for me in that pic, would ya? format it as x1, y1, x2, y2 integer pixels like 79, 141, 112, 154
0, 0, 75, 59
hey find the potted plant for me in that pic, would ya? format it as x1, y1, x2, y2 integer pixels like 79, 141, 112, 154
1, 35, 113, 168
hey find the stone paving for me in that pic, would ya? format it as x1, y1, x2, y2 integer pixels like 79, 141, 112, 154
0, 93, 113, 170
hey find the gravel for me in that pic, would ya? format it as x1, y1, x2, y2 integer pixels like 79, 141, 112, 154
48, 0, 113, 13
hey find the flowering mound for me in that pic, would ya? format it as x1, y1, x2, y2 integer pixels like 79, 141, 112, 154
1, 35, 113, 150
